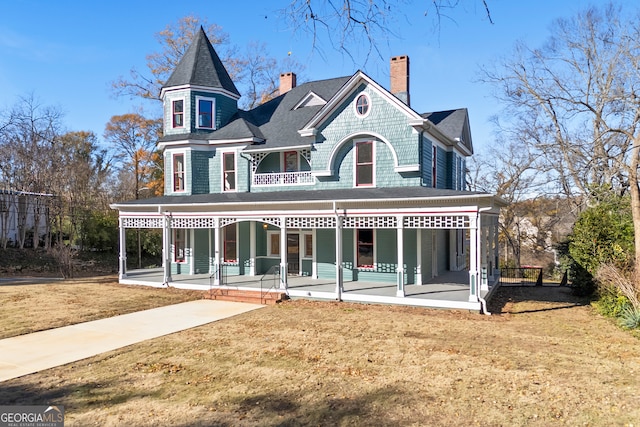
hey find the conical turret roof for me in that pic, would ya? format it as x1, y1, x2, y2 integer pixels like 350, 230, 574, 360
163, 26, 240, 97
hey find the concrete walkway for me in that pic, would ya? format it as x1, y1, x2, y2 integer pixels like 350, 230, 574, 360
0, 300, 264, 382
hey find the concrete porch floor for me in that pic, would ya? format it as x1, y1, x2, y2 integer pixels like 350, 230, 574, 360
120, 268, 498, 312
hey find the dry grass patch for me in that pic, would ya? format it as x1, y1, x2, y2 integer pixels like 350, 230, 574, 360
0, 284, 639, 426
0, 275, 202, 339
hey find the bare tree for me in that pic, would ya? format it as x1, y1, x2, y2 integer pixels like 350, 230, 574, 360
282, 0, 492, 64
104, 113, 161, 202
481, 4, 640, 273
112, 15, 304, 109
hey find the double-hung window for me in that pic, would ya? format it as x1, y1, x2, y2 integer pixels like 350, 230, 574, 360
197, 97, 215, 129
223, 152, 236, 191
357, 229, 374, 268
173, 154, 185, 192
355, 140, 374, 187
172, 100, 184, 128
224, 223, 237, 262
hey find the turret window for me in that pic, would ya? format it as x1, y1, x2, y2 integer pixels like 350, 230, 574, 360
172, 100, 184, 128
173, 153, 185, 192
197, 97, 215, 129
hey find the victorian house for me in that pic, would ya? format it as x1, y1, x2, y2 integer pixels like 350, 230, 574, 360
111, 28, 505, 312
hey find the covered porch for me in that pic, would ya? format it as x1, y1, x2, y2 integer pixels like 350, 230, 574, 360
120, 268, 500, 312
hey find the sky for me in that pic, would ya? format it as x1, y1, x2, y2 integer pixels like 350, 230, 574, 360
0, 0, 631, 156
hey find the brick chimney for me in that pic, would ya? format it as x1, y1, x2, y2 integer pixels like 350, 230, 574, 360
279, 72, 297, 95
390, 55, 410, 106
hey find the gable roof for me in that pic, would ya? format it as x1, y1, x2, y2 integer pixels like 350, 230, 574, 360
162, 27, 240, 98
299, 71, 424, 136
244, 76, 351, 151
421, 109, 473, 154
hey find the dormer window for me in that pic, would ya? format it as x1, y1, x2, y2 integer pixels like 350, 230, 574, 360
197, 97, 215, 129
172, 100, 184, 128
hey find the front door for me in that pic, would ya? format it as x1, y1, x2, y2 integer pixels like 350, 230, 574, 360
287, 233, 300, 275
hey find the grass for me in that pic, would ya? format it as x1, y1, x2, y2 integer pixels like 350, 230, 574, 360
1, 278, 639, 426
0, 276, 202, 339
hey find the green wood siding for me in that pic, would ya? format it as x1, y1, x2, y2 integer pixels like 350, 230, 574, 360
191, 151, 212, 194
311, 84, 421, 190
193, 229, 210, 274
316, 229, 336, 279
436, 146, 447, 189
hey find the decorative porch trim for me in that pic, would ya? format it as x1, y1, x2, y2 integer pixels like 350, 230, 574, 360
121, 217, 164, 228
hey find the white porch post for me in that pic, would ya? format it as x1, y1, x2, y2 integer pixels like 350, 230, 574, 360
416, 228, 423, 285
118, 217, 127, 279
163, 213, 172, 284
396, 216, 405, 297
279, 216, 288, 289
335, 215, 343, 300
493, 216, 500, 278
249, 221, 256, 276
213, 217, 221, 286
480, 215, 489, 292
312, 228, 318, 279
468, 214, 479, 302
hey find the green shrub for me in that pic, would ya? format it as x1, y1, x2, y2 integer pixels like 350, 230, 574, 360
619, 306, 640, 330
592, 288, 631, 318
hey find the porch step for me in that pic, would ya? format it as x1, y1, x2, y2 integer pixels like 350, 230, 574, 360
204, 288, 288, 305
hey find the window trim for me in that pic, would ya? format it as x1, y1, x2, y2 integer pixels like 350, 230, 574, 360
172, 152, 186, 193
356, 228, 375, 269
354, 139, 375, 187
173, 229, 186, 263
196, 96, 216, 130
283, 151, 299, 172
172, 99, 184, 128
354, 93, 371, 118
223, 223, 238, 263
267, 230, 280, 256
221, 150, 237, 192
302, 232, 313, 259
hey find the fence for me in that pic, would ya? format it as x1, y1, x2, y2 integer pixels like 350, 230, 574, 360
500, 267, 543, 286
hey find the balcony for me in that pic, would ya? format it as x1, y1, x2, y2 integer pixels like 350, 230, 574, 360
253, 171, 316, 186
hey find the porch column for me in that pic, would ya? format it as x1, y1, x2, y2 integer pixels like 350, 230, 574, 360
249, 221, 256, 276
163, 213, 172, 284
396, 216, 405, 297
118, 217, 127, 279
312, 228, 318, 279
335, 215, 343, 300
416, 228, 423, 285
493, 216, 500, 279
468, 214, 479, 302
279, 216, 288, 289
213, 217, 221, 286
480, 215, 489, 292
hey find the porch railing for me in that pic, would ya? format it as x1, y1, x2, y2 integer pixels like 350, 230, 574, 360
253, 171, 315, 186
260, 265, 281, 300
499, 267, 543, 286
